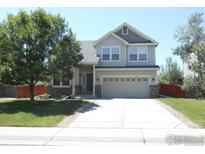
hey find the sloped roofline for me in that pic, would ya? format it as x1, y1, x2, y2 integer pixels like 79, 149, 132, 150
93, 22, 159, 46
93, 32, 129, 46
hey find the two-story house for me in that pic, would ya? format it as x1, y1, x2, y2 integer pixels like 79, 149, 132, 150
48, 23, 160, 98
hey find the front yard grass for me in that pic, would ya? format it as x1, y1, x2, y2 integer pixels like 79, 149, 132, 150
0, 99, 88, 127
158, 98, 205, 128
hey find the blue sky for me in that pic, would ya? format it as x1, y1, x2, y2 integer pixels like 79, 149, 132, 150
0, 7, 205, 68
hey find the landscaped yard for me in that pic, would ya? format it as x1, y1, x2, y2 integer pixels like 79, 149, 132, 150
158, 98, 205, 128
0, 99, 88, 127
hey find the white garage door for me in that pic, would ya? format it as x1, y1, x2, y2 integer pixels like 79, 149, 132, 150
102, 77, 149, 98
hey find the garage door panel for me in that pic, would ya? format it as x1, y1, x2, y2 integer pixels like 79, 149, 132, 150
102, 77, 149, 98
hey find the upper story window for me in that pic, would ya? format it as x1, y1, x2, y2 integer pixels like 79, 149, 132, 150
111, 47, 120, 61
129, 48, 138, 61
102, 47, 110, 61
102, 46, 120, 61
129, 47, 148, 62
122, 26, 128, 35
138, 48, 148, 61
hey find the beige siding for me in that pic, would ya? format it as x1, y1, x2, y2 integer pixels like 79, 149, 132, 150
96, 35, 156, 67
126, 45, 156, 66
96, 35, 126, 66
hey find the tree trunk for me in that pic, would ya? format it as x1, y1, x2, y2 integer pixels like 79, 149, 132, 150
29, 82, 35, 103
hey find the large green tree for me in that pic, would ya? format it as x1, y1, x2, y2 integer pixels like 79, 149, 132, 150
173, 12, 205, 98
158, 57, 183, 85
0, 9, 83, 102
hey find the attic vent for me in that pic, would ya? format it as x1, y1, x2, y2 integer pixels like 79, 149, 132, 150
122, 26, 128, 35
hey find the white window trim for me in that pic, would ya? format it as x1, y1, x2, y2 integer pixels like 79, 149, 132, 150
101, 46, 121, 62
52, 80, 71, 88
128, 47, 138, 62
128, 47, 148, 62
138, 47, 148, 62
101, 46, 111, 62
122, 26, 128, 35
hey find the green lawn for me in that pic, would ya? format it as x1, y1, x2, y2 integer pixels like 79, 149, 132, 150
158, 98, 205, 128
0, 99, 88, 127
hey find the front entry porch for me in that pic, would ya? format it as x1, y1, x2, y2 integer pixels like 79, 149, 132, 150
72, 65, 96, 97
85, 73, 93, 94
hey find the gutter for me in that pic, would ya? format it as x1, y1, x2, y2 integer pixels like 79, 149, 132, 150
95, 67, 160, 71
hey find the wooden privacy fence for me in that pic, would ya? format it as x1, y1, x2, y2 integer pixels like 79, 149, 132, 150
159, 84, 186, 98
16, 84, 46, 98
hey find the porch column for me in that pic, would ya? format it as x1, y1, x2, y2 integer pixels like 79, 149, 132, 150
72, 68, 76, 96
93, 65, 96, 96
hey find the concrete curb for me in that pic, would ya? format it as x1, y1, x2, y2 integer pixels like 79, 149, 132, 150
0, 128, 205, 146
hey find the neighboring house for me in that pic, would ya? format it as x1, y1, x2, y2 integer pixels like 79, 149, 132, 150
47, 23, 160, 98
183, 35, 205, 77
183, 53, 198, 77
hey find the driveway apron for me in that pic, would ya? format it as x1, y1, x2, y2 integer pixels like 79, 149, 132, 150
67, 99, 188, 129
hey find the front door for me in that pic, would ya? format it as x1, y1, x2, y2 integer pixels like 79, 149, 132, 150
86, 73, 93, 94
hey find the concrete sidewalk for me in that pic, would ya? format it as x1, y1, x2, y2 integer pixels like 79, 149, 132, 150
0, 127, 204, 146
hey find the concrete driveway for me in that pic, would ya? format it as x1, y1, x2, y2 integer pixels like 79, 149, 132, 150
67, 99, 188, 129
1, 99, 201, 146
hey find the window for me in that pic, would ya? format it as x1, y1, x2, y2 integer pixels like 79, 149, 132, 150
143, 78, 147, 82
112, 47, 120, 61
102, 46, 120, 61
138, 48, 148, 61
129, 48, 138, 61
122, 26, 128, 35
129, 47, 148, 62
62, 75, 70, 86
102, 47, 110, 61
52, 74, 71, 87
53, 76, 60, 86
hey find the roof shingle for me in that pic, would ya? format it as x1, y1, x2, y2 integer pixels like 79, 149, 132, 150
80, 41, 99, 64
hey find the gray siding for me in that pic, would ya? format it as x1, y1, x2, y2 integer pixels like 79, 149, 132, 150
115, 29, 152, 43
95, 25, 157, 67
96, 35, 127, 67
96, 35, 156, 67
126, 45, 156, 66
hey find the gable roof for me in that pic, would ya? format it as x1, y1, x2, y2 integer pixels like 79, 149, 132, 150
93, 32, 129, 46
114, 23, 159, 45
80, 41, 99, 64
94, 22, 158, 46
